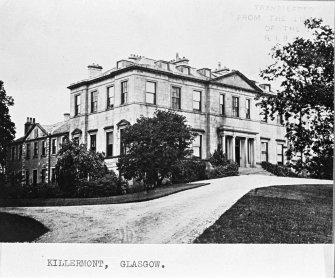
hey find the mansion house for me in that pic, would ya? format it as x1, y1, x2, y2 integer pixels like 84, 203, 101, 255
6, 54, 287, 185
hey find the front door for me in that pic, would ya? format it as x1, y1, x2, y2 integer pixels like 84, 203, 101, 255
235, 138, 241, 166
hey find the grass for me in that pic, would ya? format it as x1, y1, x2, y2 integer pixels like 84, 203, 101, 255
194, 184, 333, 244
0, 212, 49, 242
0, 182, 209, 207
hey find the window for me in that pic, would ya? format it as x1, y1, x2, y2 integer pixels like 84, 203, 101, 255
74, 94, 81, 116
32, 170, 38, 185
25, 170, 30, 185
246, 99, 251, 119
51, 138, 57, 154
146, 81, 156, 104
90, 134, 96, 152
261, 142, 268, 162
192, 135, 202, 158
41, 140, 46, 156
18, 171, 22, 183
107, 86, 114, 109
277, 144, 284, 165
91, 91, 98, 113
41, 169, 46, 184
26, 143, 31, 159
33, 141, 38, 157
34, 129, 38, 138
62, 136, 68, 145
11, 146, 15, 160
19, 145, 22, 158
106, 131, 114, 157
51, 168, 56, 183
120, 129, 126, 155
73, 136, 79, 145
121, 81, 128, 104
219, 94, 225, 115
232, 97, 239, 117
171, 86, 181, 109
193, 90, 201, 111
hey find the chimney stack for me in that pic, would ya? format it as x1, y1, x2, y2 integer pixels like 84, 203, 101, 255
63, 113, 70, 121
88, 63, 103, 79
24, 117, 35, 135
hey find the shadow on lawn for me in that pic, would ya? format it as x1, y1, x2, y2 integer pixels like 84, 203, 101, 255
0, 212, 49, 242
194, 184, 333, 244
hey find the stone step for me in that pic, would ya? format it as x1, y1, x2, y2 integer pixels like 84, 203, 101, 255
238, 167, 273, 176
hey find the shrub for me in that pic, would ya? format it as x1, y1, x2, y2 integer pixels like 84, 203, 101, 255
73, 171, 129, 198
4, 184, 64, 199
208, 150, 229, 167
2, 170, 129, 199
261, 162, 297, 177
55, 139, 106, 193
305, 155, 333, 180
171, 159, 207, 184
207, 163, 239, 179
117, 110, 196, 188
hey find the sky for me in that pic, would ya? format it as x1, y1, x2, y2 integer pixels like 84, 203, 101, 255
0, 0, 334, 138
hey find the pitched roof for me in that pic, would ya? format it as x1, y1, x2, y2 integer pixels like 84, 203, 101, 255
52, 121, 70, 135
41, 121, 70, 135
12, 120, 70, 144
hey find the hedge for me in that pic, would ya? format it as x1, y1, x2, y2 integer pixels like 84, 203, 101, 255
171, 159, 207, 184
207, 163, 239, 179
261, 162, 297, 177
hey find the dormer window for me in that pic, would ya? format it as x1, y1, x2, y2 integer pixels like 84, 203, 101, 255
117, 60, 134, 69
155, 61, 169, 70
260, 84, 271, 92
177, 65, 190, 75
197, 68, 211, 78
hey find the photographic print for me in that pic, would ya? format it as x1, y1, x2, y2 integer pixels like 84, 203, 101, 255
0, 0, 333, 277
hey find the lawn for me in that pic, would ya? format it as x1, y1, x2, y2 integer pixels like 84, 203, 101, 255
194, 184, 333, 243
0, 212, 49, 242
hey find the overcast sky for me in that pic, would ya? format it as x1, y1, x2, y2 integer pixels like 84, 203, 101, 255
0, 0, 333, 137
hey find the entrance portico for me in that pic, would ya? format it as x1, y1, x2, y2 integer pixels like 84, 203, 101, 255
219, 128, 257, 167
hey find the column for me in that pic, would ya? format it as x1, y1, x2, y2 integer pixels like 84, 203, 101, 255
252, 138, 256, 167
244, 137, 248, 167
221, 135, 226, 155
232, 136, 236, 162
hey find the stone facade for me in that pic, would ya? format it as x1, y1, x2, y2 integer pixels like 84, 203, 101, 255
6, 117, 70, 185
6, 54, 287, 185
67, 54, 287, 170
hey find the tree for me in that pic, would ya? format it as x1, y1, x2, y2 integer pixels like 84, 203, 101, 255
0, 81, 16, 169
55, 139, 106, 192
258, 18, 334, 179
117, 110, 196, 187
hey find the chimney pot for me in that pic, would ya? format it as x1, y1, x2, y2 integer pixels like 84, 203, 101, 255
33, 118, 35, 123
24, 117, 34, 134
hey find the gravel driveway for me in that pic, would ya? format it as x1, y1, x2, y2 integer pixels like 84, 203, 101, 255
0, 175, 331, 243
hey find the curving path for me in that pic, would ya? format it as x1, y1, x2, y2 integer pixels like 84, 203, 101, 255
0, 175, 332, 243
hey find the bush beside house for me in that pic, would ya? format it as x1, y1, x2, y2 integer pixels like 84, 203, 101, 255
261, 162, 297, 177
